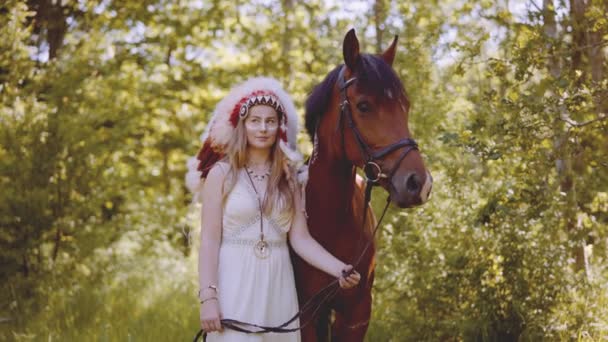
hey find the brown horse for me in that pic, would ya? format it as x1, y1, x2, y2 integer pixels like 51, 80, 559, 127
292, 29, 432, 341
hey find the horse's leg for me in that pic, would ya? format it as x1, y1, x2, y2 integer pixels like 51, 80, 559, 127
330, 280, 373, 342
327, 179, 376, 342
299, 305, 330, 342
294, 256, 333, 342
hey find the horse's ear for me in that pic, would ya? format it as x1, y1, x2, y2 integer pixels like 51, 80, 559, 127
343, 28, 360, 71
381, 35, 398, 66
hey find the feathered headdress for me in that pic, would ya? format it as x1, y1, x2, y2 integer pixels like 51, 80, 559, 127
185, 77, 303, 202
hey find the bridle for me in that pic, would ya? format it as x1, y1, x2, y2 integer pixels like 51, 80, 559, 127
336, 66, 419, 213
193, 65, 421, 342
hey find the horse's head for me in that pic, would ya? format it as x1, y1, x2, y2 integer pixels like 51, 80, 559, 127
310, 29, 432, 208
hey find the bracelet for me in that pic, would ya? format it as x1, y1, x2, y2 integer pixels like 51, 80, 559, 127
200, 296, 218, 305
198, 285, 218, 299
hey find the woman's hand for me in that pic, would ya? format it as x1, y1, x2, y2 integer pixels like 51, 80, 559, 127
338, 265, 361, 289
200, 298, 222, 333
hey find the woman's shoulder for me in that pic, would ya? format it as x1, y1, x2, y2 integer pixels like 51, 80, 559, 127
214, 158, 233, 173
202, 162, 232, 200
206, 161, 231, 181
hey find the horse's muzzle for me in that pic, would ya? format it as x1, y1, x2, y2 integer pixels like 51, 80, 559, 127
389, 170, 432, 208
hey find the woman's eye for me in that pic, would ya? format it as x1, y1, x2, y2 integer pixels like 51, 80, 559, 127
357, 101, 371, 113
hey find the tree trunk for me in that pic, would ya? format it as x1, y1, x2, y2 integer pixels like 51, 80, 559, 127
281, 0, 294, 83
22, 253, 29, 277
28, 0, 67, 59
569, 0, 586, 83
52, 228, 62, 261
373, 0, 387, 54
587, 1, 606, 114
544, 0, 588, 275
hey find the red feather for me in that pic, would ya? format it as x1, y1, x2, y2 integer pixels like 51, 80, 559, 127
196, 140, 224, 178
279, 129, 288, 142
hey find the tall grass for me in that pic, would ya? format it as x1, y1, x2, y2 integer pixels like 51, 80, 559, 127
1, 232, 201, 341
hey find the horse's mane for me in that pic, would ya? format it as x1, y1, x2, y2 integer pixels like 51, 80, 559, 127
304, 54, 408, 139
304, 64, 342, 139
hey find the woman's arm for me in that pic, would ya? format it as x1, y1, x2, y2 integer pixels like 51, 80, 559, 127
198, 164, 226, 332
288, 184, 360, 287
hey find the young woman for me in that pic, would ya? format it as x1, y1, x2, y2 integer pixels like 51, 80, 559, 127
186, 77, 360, 341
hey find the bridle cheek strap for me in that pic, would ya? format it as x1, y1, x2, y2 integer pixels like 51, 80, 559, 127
335, 66, 421, 267
336, 66, 419, 191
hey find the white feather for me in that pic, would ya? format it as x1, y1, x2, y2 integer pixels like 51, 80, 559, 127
185, 157, 204, 203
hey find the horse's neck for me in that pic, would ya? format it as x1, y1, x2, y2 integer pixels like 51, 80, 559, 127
307, 153, 356, 228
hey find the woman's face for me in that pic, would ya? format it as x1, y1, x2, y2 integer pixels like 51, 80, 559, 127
244, 105, 279, 151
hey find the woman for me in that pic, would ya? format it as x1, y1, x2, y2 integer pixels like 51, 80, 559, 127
186, 77, 360, 341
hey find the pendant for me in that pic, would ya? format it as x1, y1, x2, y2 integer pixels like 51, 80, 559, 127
254, 240, 270, 259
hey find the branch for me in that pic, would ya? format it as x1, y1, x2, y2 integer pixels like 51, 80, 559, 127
561, 113, 608, 128
461, 41, 608, 66
529, 0, 542, 13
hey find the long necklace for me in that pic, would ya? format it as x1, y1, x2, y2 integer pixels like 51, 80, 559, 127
244, 166, 270, 259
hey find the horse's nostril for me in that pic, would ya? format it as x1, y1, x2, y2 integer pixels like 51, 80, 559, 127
406, 174, 421, 194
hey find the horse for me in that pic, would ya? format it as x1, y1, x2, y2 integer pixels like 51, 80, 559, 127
292, 29, 433, 342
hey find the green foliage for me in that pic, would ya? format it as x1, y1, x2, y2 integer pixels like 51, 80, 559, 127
1, 0, 607, 341
367, 0, 608, 340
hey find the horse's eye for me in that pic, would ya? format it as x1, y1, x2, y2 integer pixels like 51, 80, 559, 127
356, 101, 371, 113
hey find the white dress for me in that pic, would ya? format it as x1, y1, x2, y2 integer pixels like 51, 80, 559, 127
207, 169, 301, 342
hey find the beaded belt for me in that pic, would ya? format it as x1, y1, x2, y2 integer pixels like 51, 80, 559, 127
221, 237, 287, 248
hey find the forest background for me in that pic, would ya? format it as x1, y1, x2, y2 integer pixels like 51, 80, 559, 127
1, 0, 607, 340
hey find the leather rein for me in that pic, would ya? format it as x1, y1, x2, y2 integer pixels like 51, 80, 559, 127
194, 66, 419, 341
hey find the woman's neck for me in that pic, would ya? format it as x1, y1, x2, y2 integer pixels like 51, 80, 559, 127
246, 147, 271, 167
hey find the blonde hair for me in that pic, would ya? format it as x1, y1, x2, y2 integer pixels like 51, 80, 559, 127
221, 109, 295, 217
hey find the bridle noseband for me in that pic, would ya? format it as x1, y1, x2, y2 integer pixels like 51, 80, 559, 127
336, 66, 419, 205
